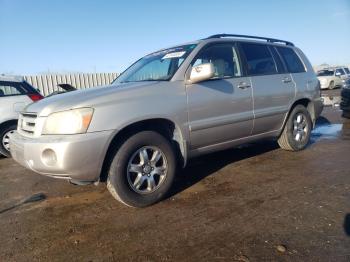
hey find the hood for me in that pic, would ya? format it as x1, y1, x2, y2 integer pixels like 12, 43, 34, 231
25, 81, 163, 117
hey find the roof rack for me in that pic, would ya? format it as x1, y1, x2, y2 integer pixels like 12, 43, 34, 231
206, 34, 294, 46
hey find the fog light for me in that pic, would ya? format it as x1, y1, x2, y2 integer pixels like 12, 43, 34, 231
42, 149, 57, 166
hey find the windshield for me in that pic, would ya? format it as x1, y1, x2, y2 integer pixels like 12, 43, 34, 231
317, 70, 334, 76
113, 44, 197, 84
344, 67, 350, 74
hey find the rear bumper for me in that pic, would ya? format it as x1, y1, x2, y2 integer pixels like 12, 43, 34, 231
9, 130, 114, 182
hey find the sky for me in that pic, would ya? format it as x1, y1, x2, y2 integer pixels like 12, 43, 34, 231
0, 0, 349, 75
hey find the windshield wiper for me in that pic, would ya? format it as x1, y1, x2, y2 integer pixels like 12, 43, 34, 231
140, 79, 168, 81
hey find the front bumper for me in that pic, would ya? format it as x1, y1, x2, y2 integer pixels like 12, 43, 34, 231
9, 130, 114, 182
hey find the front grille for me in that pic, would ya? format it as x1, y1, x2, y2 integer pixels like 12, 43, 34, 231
19, 113, 37, 135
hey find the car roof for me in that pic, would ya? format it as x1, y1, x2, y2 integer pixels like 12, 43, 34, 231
153, 34, 295, 56
0, 75, 24, 82
200, 37, 295, 48
199, 34, 295, 47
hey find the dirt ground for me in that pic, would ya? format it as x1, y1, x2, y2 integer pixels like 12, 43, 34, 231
1, 94, 349, 261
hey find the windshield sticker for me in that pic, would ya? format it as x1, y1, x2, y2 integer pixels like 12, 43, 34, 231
162, 51, 186, 59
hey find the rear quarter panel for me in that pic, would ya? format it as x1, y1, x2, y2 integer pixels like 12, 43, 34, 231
293, 47, 319, 101
290, 47, 323, 123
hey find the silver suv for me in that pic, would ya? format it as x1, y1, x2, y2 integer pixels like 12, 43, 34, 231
0, 75, 43, 157
10, 34, 323, 207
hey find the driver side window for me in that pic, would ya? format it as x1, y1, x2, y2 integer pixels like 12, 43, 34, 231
192, 44, 242, 79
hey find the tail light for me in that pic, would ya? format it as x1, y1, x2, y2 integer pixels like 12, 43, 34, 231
28, 93, 43, 102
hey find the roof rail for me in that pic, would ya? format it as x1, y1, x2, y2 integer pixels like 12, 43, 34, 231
206, 34, 294, 46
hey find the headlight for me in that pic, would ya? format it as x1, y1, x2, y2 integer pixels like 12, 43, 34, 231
42, 108, 94, 135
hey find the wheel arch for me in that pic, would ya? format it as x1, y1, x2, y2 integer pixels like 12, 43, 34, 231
280, 98, 315, 136
0, 119, 18, 131
99, 118, 187, 182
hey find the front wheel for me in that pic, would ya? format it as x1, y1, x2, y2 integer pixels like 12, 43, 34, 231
107, 131, 176, 207
278, 105, 312, 151
0, 124, 17, 157
329, 81, 335, 90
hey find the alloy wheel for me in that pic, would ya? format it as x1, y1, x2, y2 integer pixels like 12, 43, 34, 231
126, 146, 168, 194
2, 130, 15, 152
293, 113, 308, 142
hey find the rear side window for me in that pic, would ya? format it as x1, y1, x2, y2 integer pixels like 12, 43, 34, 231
0, 82, 25, 97
269, 46, 286, 73
276, 47, 305, 73
240, 43, 277, 76
344, 67, 350, 74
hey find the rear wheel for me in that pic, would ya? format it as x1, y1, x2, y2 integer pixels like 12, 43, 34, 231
107, 131, 176, 207
278, 105, 312, 151
0, 124, 17, 157
329, 81, 335, 90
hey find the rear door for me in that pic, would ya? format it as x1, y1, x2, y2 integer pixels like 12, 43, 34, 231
239, 42, 295, 135
186, 42, 254, 149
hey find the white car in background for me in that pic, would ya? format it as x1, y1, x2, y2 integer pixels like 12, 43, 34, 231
317, 67, 349, 89
0, 75, 43, 157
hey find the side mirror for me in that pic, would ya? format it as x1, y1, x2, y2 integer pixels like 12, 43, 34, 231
189, 63, 215, 84
335, 72, 341, 77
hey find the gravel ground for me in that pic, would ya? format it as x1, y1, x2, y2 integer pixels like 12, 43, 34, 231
0, 106, 349, 262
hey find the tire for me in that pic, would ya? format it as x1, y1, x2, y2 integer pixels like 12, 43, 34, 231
0, 123, 17, 158
278, 105, 312, 151
329, 81, 335, 90
107, 130, 176, 207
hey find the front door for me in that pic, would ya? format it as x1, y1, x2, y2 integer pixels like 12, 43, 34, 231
186, 43, 254, 149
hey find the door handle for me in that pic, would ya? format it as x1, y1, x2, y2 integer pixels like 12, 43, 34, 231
237, 82, 251, 89
282, 77, 292, 83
